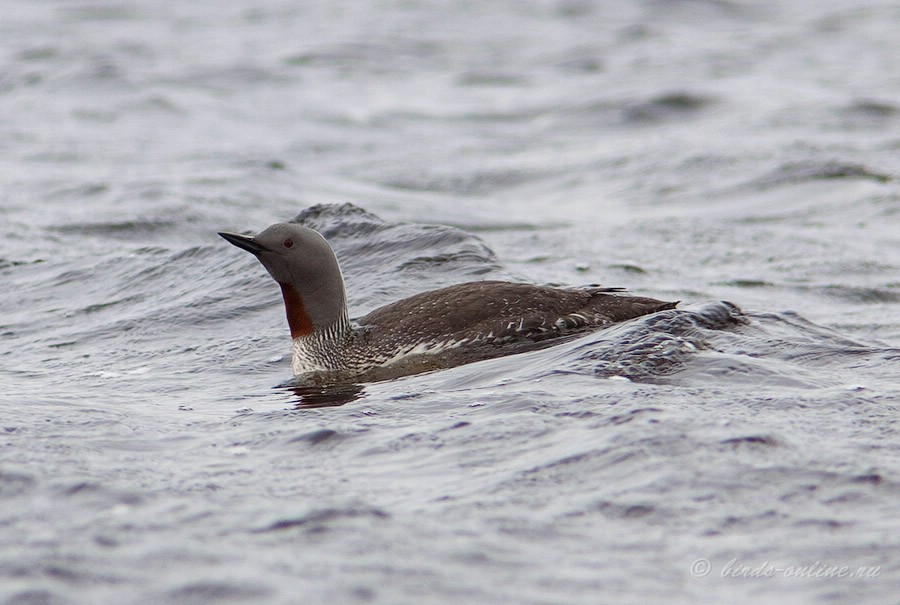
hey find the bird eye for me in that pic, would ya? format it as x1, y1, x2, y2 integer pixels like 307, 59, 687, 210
283, 239, 294, 248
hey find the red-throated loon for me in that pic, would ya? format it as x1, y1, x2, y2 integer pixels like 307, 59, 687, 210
219, 223, 677, 383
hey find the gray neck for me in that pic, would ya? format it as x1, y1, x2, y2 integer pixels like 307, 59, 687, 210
311, 303, 351, 343
303, 280, 351, 334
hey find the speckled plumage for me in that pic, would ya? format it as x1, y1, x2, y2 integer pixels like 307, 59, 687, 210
219, 224, 677, 384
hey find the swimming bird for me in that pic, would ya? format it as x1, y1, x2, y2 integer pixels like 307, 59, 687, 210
219, 223, 676, 383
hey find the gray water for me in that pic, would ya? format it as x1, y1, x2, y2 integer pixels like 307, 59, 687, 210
2, 0, 899, 603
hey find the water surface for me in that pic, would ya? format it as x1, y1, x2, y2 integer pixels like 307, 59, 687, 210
2, 1, 899, 603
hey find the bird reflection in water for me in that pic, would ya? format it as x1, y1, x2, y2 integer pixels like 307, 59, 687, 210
280, 382, 366, 408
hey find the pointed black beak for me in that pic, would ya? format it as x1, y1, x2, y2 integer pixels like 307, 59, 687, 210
218, 231, 269, 255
